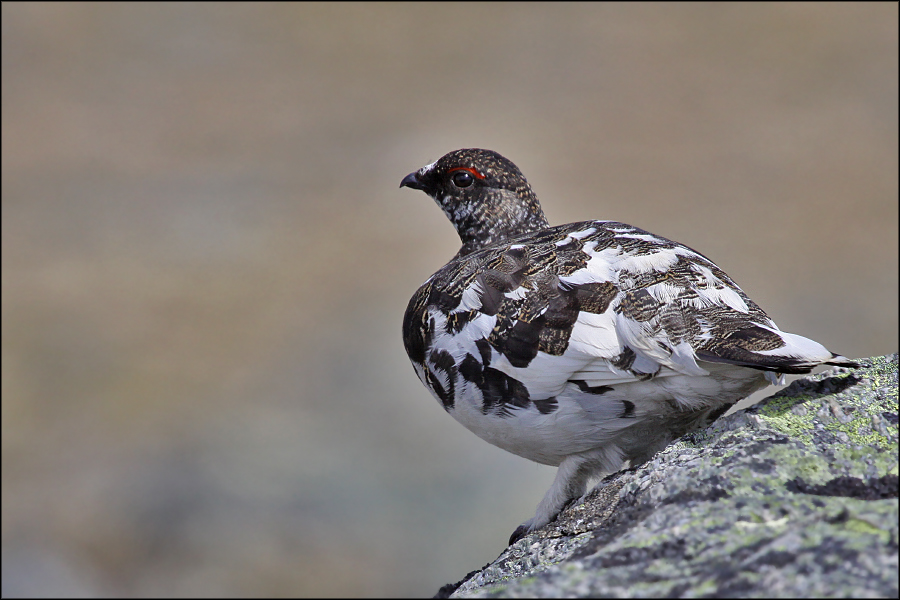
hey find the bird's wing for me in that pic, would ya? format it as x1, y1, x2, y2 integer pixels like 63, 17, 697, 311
449, 222, 845, 391
405, 220, 854, 420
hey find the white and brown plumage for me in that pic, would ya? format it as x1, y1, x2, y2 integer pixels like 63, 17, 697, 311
400, 148, 857, 545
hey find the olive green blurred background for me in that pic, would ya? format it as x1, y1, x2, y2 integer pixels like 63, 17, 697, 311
2, 3, 897, 597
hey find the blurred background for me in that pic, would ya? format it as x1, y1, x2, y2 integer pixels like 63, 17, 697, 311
2, 3, 896, 597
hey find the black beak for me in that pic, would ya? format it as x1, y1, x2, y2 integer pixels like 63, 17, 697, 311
400, 171, 426, 190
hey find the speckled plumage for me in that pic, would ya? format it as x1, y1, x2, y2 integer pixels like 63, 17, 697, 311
400, 148, 857, 545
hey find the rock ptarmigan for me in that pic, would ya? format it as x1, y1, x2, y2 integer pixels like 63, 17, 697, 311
399, 148, 858, 545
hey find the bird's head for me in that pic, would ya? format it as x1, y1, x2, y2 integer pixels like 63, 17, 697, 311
401, 148, 549, 257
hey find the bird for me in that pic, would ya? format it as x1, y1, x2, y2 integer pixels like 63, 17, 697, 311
399, 148, 857, 546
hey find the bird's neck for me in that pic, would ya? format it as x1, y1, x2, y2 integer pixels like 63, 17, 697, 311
450, 189, 550, 258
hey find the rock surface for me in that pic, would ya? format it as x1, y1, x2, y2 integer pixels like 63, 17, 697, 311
440, 354, 899, 598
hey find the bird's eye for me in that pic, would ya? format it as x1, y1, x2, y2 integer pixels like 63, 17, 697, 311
451, 170, 475, 188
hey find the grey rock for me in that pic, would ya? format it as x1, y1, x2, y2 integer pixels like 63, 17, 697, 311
442, 354, 899, 598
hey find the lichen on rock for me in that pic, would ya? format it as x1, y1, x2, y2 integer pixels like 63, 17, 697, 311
442, 355, 898, 598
